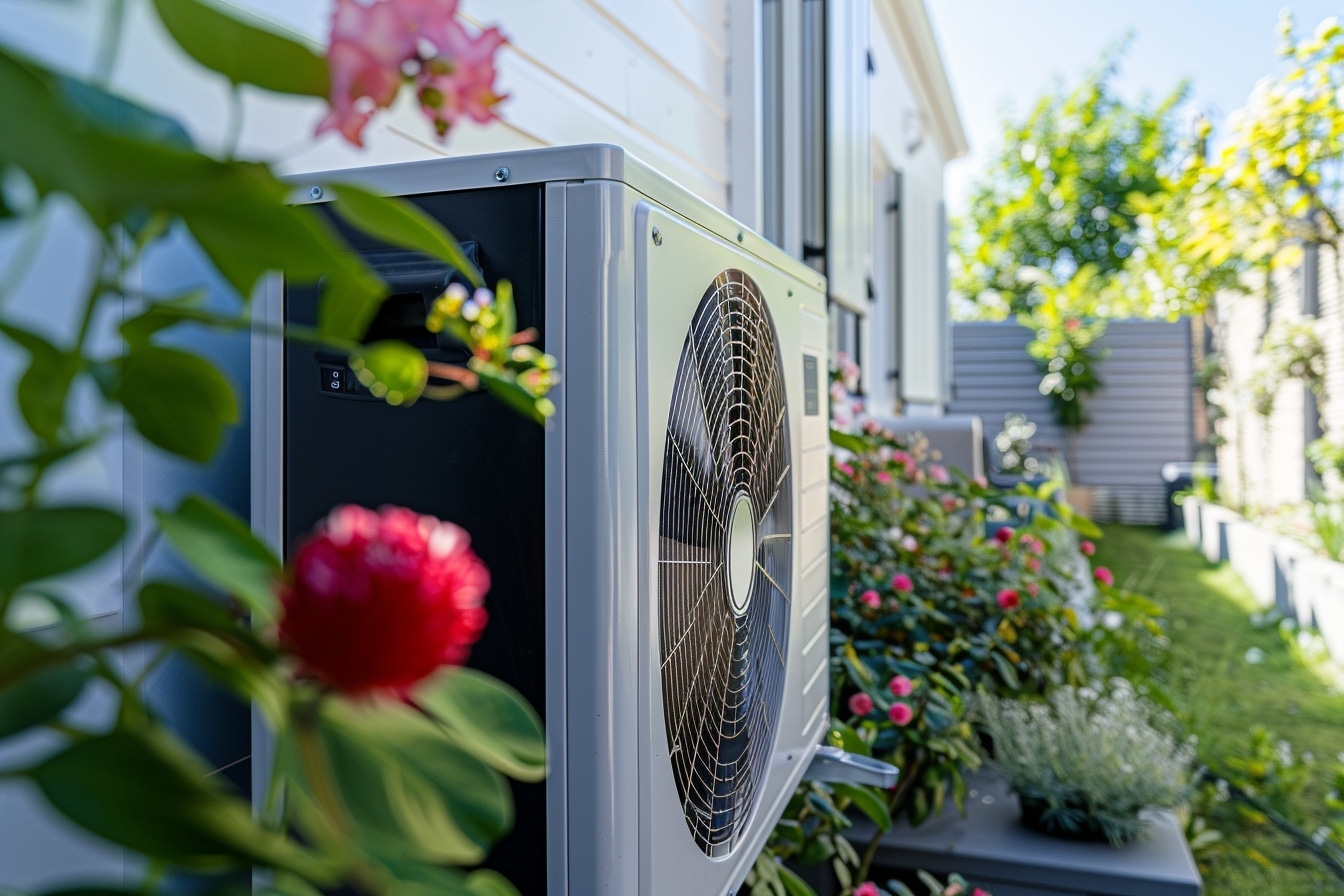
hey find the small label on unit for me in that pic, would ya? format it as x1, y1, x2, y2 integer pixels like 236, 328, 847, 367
802, 354, 819, 416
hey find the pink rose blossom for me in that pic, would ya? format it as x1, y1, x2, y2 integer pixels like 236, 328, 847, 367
320, 0, 507, 146
1027, 582, 1039, 597
1020, 534, 1044, 555
892, 450, 911, 466
836, 462, 855, 478
1080, 540, 1096, 556
941, 494, 959, 512
994, 526, 1014, 544
854, 884, 880, 896
876, 470, 893, 485
929, 464, 950, 483
848, 692, 875, 716
973, 890, 991, 896
889, 675, 913, 697
860, 589, 881, 609
281, 504, 489, 695
974, 475, 988, 488
1094, 566, 1115, 587
891, 573, 914, 593
996, 588, 1020, 611
1026, 556, 1041, 573
889, 702, 914, 726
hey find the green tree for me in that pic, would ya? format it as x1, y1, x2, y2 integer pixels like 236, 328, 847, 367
953, 45, 1187, 318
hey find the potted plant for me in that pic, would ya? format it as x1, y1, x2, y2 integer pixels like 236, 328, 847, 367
975, 681, 1196, 845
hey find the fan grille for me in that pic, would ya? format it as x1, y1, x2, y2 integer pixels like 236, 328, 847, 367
658, 269, 792, 857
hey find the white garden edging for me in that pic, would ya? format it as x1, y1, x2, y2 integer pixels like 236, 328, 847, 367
1183, 497, 1344, 663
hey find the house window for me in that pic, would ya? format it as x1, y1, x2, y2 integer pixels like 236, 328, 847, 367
830, 302, 862, 391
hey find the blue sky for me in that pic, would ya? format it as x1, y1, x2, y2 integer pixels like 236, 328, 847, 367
925, 1, 1343, 215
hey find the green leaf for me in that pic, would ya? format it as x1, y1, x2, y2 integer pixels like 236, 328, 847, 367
314, 703, 511, 867
113, 345, 238, 462
155, 495, 280, 622
55, 76, 192, 148
475, 364, 553, 424
464, 870, 524, 896
150, 0, 328, 97
832, 781, 892, 832
775, 864, 818, 896
138, 580, 271, 659
0, 506, 125, 595
119, 291, 212, 346
0, 322, 77, 442
0, 658, 90, 739
27, 729, 327, 875
829, 429, 869, 454
350, 340, 429, 406
329, 186, 484, 289
414, 667, 547, 782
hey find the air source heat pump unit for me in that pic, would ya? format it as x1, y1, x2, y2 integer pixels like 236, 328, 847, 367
254, 145, 833, 895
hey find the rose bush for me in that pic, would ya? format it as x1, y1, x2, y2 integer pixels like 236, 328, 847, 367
748, 419, 1110, 896
0, 2, 552, 894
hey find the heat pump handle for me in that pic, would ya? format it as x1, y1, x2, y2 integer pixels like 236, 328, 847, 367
802, 745, 899, 789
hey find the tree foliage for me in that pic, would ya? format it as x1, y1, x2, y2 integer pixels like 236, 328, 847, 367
953, 45, 1187, 318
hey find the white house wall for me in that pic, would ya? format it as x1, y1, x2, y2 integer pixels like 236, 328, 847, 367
865, 3, 951, 413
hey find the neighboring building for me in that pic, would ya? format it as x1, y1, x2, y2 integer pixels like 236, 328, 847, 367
0, 0, 964, 886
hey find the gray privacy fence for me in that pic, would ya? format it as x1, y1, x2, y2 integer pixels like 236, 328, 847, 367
949, 320, 1195, 525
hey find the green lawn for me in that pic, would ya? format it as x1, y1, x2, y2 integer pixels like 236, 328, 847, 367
1095, 525, 1344, 896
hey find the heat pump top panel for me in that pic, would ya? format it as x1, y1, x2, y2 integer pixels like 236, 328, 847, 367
269, 145, 831, 896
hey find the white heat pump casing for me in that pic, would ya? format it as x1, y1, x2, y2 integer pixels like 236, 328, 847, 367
258, 145, 831, 895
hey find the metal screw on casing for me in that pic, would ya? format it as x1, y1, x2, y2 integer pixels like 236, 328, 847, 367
309, 186, 323, 201
652, 227, 663, 246
494, 166, 511, 182
737, 231, 744, 242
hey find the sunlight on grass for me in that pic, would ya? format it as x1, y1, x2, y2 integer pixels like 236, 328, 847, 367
1096, 526, 1344, 896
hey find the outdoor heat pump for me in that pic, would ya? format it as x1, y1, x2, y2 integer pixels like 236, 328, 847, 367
253, 145, 844, 895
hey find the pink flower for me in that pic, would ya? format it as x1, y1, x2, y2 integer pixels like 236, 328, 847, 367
863, 419, 882, 435
1094, 566, 1115, 587
892, 450, 911, 466
836, 351, 861, 392
854, 884, 880, 896
836, 462, 855, 478
900, 534, 919, 552
320, 0, 507, 146
889, 675, 913, 697
280, 504, 489, 695
974, 475, 988, 488
929, 464, 950, 483
973, 890, 991, 896
876, 470, 893, 485
848, 692, 875, 716
1027, 582, 1039, 597
1020, 534, 1044, 555
891, 573, 914, 593
1080, 540, 1096, 556
994, 526, 1014, 544
996, 588, 1020, 611
889, 702, 914, 726
1026, 556, 1041, 573
941, 494, 959, 512
860, 589, 881, 609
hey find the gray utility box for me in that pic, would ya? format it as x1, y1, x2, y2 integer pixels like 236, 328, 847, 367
852, 775, 1201, 896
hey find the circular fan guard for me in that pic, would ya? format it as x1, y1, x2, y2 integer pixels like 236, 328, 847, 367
658, 269, 792, 858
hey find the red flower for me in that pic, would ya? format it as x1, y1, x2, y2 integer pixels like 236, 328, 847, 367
280, 505, 490, 695
848, 692, 875, 716
889, 702, 914, 726
889, 675, 914, 697
996, 588, 1020, 610
1080, 540, 1096, 556
891, 573, 914, 593
994, 526, 1014, 544
1094, 566, 1115, 587
860, 589, 881, 608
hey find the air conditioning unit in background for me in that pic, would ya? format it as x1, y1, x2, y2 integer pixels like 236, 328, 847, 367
253, 145, 833, 895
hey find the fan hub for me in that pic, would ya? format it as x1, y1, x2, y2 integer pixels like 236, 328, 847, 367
726, 495, 756, 616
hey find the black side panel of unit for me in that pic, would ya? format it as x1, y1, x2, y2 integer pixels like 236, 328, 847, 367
283, 184, 547, 895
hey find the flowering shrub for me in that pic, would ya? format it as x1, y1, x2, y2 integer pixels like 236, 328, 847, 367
748, 424, 1102, 894
0, 1, 551, 893
976, 681, 1196, 846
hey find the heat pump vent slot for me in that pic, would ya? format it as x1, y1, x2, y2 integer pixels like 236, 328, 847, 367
658, 268, 793, 858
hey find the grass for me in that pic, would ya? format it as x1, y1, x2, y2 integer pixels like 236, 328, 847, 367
1095, 525, 1344, 896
